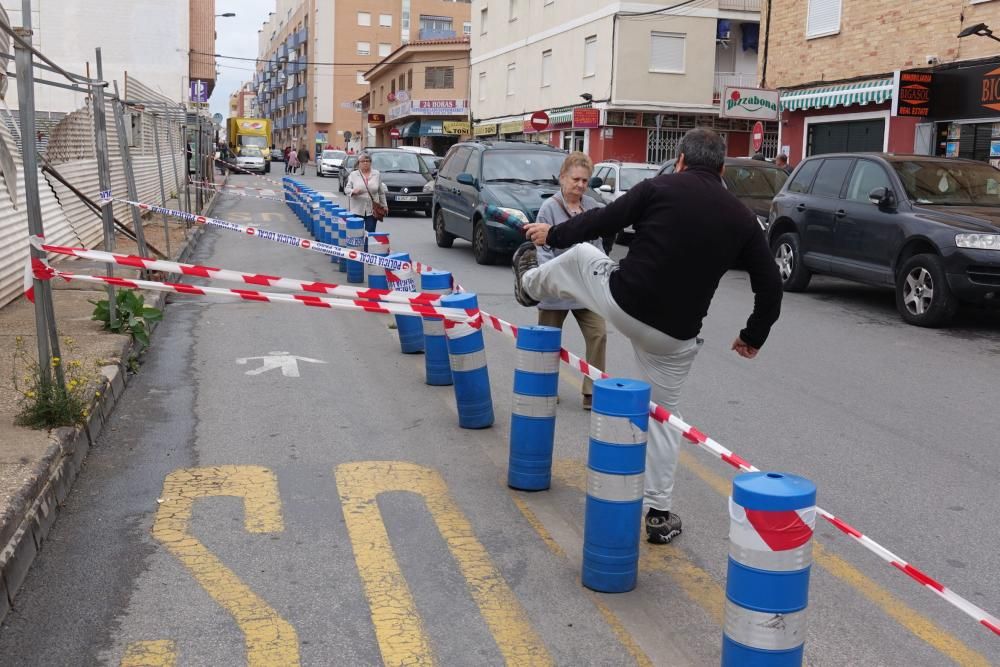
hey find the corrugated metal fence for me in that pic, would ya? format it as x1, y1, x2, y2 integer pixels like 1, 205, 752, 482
0, 76, 186, 308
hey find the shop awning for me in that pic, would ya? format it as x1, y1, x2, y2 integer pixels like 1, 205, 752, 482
399, 121, 419, 138
780, 78, 894, 112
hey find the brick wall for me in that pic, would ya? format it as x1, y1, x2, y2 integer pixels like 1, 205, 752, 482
189, 0, 217, 87
763, 0, 1000, 89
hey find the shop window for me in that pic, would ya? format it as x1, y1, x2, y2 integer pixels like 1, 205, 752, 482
562, 130, 585, 153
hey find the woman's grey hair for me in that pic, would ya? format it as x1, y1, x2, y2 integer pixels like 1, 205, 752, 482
677, 128, 726, 171
358, 152, 372, 161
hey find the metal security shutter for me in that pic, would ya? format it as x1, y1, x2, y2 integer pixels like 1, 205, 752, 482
650, 32, 685, 72
808, 119, 884, 156
807, 0, 842, 37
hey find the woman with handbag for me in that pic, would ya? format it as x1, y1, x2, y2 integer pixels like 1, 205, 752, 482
532, 151, 608, 411
346, 152, 389, 233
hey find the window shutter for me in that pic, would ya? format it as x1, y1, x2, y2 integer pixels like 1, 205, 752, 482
650, 32, 685, 72
806, 0, 842, 37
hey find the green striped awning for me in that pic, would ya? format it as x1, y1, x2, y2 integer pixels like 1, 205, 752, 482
780, 78, 894, 112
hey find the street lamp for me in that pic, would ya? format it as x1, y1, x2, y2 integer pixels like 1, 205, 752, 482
216, 12, 236, 18
957, 22, 1000, 43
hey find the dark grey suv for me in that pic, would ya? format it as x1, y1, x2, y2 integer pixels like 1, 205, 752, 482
432, 141, 567, 264
768, 153, 1000, 326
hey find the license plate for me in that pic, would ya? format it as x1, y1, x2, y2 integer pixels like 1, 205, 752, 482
395, 195, 418, 202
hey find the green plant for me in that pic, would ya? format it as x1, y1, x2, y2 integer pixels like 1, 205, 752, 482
90, 289, 162, 347
12, 337, 98, 429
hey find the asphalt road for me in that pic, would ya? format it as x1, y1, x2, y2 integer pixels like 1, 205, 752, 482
0, 171, 997, 666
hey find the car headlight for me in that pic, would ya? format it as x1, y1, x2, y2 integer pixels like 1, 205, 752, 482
755, 215, 768, 231
423, 181, 435, 193
956, 233, 1000, 250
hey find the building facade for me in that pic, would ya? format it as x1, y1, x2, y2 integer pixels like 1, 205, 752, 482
764, 0, 1000, 165
365, 38, 471, 153
0, 0, 195, 112
255, 0, 471, 160
470, 0, 769, 163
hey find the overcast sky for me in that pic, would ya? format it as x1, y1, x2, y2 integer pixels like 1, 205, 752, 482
209, 0, 275, 118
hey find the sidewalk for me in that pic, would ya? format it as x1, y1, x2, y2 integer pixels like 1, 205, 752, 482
0, 175, 224, 622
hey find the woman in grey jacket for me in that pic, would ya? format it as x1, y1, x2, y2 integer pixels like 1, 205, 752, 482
535, 151, 607, 410
345, 152, 389, 233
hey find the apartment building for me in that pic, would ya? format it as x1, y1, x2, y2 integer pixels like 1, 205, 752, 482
255, 0, 471, 160
764, 0, 1000, 165
228, 84, 256, 118
0, 0, 196, 112
470, 0, 768, 163
365, 38, 471, 153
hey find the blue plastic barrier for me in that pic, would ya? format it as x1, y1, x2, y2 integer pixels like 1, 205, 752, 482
346, 216, 365, 284
385, 252, 423, 354
366, 232, 391, 290
441, 292, 493, 429
507, 325, 561, 491
582, 378, 650, 593
420, 271, 453, 386
722, 472, 816, 667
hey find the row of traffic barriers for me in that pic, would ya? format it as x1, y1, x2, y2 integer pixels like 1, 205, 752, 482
282, 179, 816, 665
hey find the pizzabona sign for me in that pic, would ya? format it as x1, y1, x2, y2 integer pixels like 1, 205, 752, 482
726, 89, 778, 116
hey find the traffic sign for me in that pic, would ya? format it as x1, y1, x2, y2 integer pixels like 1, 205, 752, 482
529, 111, 549, 132
752, 121, 765, 153
389, 127, 401, 139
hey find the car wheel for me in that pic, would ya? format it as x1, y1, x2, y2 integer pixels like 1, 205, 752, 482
434, 209, 455, 248
317, 170, 322, 177
772, 232, 811, 291
895, 254, 957, 327
472, 219, 497, 265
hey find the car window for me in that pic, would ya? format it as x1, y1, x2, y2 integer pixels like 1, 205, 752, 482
465, 150, 481, 180
620, 167, 659, 191
482, 150, 565, 184
811, 158, 853, 198
892, 160, 1000, 205
593, 166, 608, 184
845, 160, 892, 203
724, 166, 787, 198
241, 146, 262, 157
604, 167, 618, 190
439, 147, 471, 180
322, 150, 346, 160
344, 156, 358, 170
370, 151, 427, 175
787, 159, 821, 194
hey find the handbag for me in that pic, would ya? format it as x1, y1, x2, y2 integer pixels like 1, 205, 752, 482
363, 173, 388, 221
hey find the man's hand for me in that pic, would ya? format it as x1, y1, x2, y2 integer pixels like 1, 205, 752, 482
731, 337, 759, 359
522, 222, 552, 247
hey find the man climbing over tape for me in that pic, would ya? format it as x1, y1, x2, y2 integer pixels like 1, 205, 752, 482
513, 127, 783, 544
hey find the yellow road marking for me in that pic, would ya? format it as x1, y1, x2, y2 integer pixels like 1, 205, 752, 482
149, 466, 299, 667
120, 640, 177, 667
336, 461, 553, 667
510, 495, 654, 667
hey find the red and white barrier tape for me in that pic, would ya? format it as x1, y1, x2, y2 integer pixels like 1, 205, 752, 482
28, 237, 449, 307
475, 307, 1000, 637
28, 258, 479, 323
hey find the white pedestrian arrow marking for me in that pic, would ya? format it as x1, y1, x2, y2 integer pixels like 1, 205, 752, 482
235, 351, 327, 377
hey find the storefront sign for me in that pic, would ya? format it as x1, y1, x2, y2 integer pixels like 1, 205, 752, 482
892, 70, 933, 117
473, 123, 497, 136
719, 86, 779, 121
500, 120, 524, 134
443, 121, 470, 135
930, 61, 1000, 120
388, 101, 412, 121
412, 99, 468, 115
367, 113, 386, 124
572, 108, 600, 128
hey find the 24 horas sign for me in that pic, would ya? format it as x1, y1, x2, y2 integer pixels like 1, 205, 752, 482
719, 86, 780, 121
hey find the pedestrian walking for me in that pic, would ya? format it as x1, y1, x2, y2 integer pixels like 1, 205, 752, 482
345, 152, 388, 234
534, 151, 608, 411
287, 149, 300, 175
283, 146, 292, 174
513, 128, 782, 544
296, 145, 310, 174
775, 152, 793, 175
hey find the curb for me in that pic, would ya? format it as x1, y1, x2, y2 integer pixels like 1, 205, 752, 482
0, 173, 224, 623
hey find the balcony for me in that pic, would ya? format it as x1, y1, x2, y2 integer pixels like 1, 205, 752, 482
713, 72, 758, 102
287, 60, 301, 75
718, 0, 760, 10
278, 43, 288, 61
295, 84, 307, 101
293, 28, 308, 47
418, 28, 456, 41
295, 112, 307, 126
